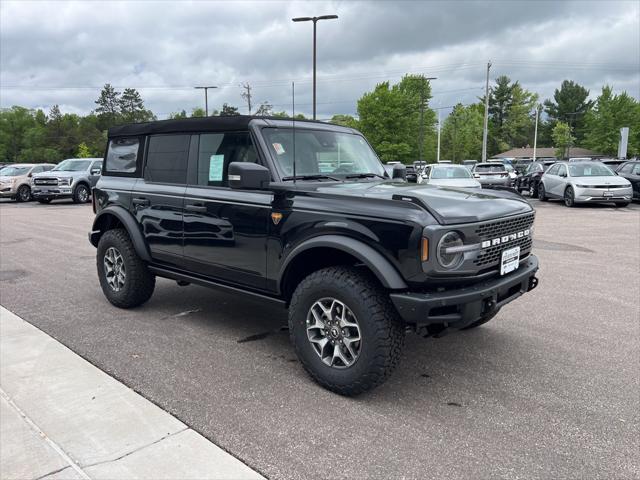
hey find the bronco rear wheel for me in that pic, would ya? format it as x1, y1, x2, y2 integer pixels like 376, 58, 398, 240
97, 228, 155, 308
289, 266, 404, 396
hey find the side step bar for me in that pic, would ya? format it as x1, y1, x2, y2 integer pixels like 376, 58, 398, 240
147, 266, 287, 306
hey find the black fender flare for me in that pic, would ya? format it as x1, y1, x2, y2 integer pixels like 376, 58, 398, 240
89, 205, 151, 262
279, 235, 408, 291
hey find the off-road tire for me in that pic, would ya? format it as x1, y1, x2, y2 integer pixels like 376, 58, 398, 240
16, 185, 31, 202
538, 182, 548, 201
97, 228, 155, 308
289, 266, 405, 396
461, 307, 501, 330
73, 183, 90, 204
37, 198, 51, 204
564, 186, 575, 207
614, 202, 630, 208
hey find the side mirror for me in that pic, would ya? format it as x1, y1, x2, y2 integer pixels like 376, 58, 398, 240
228, 162, 270, 190
28, 173, 33, 177
392, 164, 407, 181
91, 168, 101, 175
559, 172, 567, 177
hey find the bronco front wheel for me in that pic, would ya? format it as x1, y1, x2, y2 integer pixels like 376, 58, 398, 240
289, 266, 405, 396
97, 228, 155, 308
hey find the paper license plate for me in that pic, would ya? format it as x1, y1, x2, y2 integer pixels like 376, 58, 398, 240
603, 191, 614, 197
500, 246, 520, 275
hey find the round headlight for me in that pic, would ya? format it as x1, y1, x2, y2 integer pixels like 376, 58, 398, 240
437, 231, 464, 269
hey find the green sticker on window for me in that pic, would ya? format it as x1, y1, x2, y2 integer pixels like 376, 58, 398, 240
209, 154, 224, 181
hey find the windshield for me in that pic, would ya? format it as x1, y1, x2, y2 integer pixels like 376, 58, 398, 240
475, 164, 506, 173
52, 159, 92, 172
262, 128, 385, 178
0, 166, 30, 176
431, 166, 472, 179
569, 163, 614, 177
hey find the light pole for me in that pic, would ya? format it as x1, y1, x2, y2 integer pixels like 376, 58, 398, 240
292, 14, 338, 120
565, 111, 582, 159
481, 61, 492, 162
194, 86, 217, 117
418, 76, 437, 162
532, 104, 541, 161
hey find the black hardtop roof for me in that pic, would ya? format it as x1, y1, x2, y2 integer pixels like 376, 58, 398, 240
107, 115, 352, 137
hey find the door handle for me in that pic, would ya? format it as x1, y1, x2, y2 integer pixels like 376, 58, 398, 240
185, 203, 207, 213
132, 197, 150, 207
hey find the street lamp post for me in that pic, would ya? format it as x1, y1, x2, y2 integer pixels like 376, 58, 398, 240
565, 111, 582, 159
194, 86, 217, 117
532, 104, 541, 161
292, 14, 338, 120
418, 76, 437, 161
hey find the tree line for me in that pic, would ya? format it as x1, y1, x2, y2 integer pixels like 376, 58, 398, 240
331, 76, 639, 162
1, 77, 638, 164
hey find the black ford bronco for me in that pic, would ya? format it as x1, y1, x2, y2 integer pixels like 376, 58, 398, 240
89, 116, 539, 395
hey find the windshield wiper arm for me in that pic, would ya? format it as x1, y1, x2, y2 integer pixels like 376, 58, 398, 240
281, 174, 340, 181
345, 173, 386, 180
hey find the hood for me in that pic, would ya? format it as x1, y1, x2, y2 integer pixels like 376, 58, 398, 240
427, 178, 482, 189
572, 175, 630, 186
312, 180, 532, 225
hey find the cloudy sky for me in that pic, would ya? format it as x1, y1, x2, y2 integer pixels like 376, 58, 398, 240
1, 0, 638, 120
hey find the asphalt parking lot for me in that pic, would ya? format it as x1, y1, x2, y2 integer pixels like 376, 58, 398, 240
0, 197, 638, 480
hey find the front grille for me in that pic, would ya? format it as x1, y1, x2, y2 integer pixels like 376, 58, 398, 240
475, 213, 535, 239
34, 177, 58, 186
474, 236, 533, 267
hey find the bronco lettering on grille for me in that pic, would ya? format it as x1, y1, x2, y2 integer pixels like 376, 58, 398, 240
481, 229, 530, 249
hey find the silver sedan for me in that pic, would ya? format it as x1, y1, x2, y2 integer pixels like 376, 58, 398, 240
417, 164, 481, 188
471, 163, 512, 188
539, 161, 632, 207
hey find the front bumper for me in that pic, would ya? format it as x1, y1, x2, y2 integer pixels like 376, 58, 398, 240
390, 255, 539, 328
478, 178, 512, 188
0, 187, 17, 197
32, 186, 73, 199
573, 186, 632, 203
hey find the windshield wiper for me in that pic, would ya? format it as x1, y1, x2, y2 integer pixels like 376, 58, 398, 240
281, 174, 340, 181
345, 173, 387, 180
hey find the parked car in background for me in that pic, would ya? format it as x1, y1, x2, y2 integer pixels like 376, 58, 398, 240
616, 161, 640, 200
31, 158, 103, 204
405, 164, 417, 183
600, 158, 627, 171
471, 162, 512, 188
513, 158, 533, 175
418, 164, 481, 188
515, 160, 556, 197
0, 163, 55, 202
539, 161, 632, 207
462, 160, 477, 170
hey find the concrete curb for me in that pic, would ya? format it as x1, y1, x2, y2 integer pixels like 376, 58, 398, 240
0, 305, 264, 480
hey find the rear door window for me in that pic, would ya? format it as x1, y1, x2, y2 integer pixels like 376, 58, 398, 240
106, 137, 140, 174
145, 135, 190, 184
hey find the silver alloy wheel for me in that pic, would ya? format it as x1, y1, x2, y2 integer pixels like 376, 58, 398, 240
306, 298, 362, 368
18, 185, 30, 201
77, 186, 89, 202
103, 247, 126, 292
